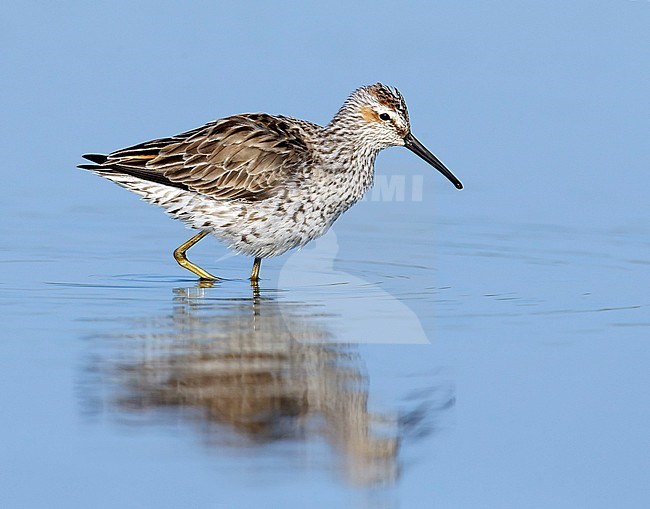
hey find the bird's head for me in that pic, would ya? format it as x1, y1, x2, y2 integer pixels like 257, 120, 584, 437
333, 83, 463, 190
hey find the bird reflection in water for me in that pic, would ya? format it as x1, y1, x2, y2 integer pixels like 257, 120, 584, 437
98, 283, 402, 485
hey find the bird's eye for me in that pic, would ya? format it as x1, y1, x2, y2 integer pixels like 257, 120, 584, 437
379, 113, 391, 121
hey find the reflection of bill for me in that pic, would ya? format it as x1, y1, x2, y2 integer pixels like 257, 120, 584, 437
278, 229, 430, 344
105, 288, 400, 485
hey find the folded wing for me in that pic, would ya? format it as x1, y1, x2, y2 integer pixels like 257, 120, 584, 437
84, 114, 312, 201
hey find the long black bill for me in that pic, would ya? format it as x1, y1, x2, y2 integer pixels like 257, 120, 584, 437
404, 133, 463, 190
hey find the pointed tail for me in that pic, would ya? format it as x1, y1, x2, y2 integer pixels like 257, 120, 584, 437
78, 153, 108, 170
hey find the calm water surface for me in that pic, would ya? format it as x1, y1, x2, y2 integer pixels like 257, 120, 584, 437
2, 193, 649, 507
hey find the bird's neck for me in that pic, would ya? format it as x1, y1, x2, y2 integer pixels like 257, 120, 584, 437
315, 124, 379, 202
320, 118, 381, 169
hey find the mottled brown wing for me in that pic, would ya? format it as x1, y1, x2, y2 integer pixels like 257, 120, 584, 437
104, 114, 312, 201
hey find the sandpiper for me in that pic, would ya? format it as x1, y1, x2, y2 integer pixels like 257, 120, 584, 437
79, 83, 462, 282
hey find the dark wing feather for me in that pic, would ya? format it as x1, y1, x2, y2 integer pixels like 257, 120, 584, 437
100, 114, 313, 201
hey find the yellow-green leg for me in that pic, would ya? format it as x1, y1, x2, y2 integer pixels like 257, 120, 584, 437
173, 231, 219, 280
250, 257, 262, 282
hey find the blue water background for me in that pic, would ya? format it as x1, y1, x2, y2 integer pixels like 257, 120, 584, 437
1, 2, 649, 508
